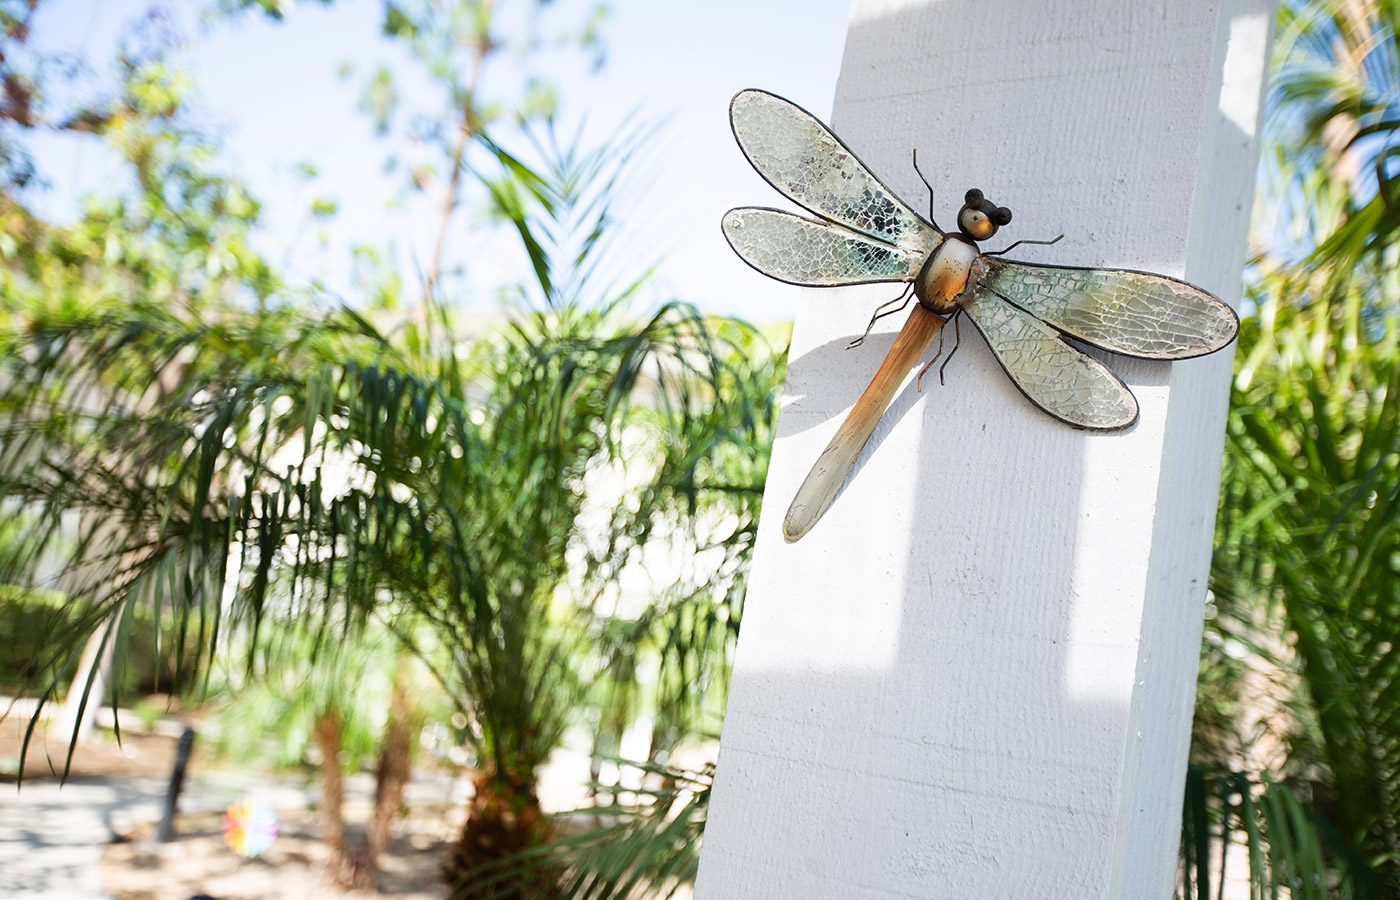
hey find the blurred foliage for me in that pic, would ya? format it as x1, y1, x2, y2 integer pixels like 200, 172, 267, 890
1264, 0, 1400, 279
1184, 0, 1400, 896
1181, 766, 1369, 900
209, 0, 336, 21
463, 760, 712, 900
0, 2, 776, 898
199, 614, 437, 774
0, 584, 200, 697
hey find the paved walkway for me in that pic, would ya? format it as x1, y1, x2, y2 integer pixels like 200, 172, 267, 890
1, 776, 168, 899
0, 773, 333, 899
0, 767, 475, 898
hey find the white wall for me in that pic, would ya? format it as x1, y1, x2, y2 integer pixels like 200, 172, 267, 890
696, 0, 1273, 897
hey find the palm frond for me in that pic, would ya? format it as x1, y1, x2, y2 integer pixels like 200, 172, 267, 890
458, 761, 712, 900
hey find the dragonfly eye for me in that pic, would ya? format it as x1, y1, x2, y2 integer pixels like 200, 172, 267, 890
993, 206, 1013, 226
964, 188, 984, 206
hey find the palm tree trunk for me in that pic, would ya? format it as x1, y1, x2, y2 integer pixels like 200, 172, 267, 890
313, 706, 364, 887
367, 656, 414, 870
444, 767, 557, 900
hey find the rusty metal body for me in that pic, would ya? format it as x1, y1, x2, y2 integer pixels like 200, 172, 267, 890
782, 305, 945, 540
914, 235, 979, 314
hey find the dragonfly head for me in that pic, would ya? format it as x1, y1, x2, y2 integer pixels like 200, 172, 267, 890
957, 189, 1013, 242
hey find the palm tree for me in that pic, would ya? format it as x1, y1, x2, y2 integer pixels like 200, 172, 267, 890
1182, 1, 1400, 895
3, 6, 775, 896
1, 100, 771, 900
200, 607, 431, 887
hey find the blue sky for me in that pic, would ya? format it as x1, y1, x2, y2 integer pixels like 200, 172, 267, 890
24, 0, 854, 321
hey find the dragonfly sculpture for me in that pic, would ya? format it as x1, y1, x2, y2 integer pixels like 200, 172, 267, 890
721, 89, 1239, 541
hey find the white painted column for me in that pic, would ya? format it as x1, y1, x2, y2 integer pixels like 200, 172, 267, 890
695, 1, 1274, 898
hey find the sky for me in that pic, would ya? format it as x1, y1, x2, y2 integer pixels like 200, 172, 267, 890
22, 0, 855, 322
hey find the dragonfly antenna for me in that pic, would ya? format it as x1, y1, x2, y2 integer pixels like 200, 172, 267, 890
984, 233, 1065, 257
911, 149, 941, 231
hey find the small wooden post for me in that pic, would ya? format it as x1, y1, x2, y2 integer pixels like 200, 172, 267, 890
696, 0, 1274, 897
156, 726, 196, 842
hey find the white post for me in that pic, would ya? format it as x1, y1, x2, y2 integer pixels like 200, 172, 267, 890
696, 1, 1274, 898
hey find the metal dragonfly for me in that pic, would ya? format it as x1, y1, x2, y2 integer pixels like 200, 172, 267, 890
721, 89, 1239, 542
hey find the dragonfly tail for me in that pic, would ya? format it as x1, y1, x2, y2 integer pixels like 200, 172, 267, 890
783, 305, 945, 541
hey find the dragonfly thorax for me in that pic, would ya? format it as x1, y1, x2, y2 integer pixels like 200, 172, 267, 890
914, 236, 979, 315
915, 189, 1013, 314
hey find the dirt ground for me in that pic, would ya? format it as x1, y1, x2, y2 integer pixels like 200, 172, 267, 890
4, 715, 456, 898
102, 812, 453, 900
1, 712, 181, 781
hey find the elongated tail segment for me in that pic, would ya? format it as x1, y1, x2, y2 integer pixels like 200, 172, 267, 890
783, 305, 946, 541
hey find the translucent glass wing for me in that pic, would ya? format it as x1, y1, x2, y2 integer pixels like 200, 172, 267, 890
722, 208, 925, 287
730, 89, 942, 253
971, 257, 1238, 359
961, 291, 1138, 430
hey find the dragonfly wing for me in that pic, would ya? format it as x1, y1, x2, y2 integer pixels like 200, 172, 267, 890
722, 208, 926, 287
971, 257, 1239, 359
730, 89, 942, 254
961, 290, 1139, 430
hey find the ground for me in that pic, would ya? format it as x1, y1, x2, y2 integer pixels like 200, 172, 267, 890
102, 811, 451, 900
1, 711, 180, 781
3, 715, 459, 899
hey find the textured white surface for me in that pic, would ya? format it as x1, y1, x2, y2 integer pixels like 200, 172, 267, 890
695, 1, 1273, 898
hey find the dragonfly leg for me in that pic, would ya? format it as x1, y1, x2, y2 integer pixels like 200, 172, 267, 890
848, 283, 914, 349
911, 149, 942, 232
983, 233, 1065, 257
916, 318, 947, 391
916, 309, 962, 390
937, 310, 963, 385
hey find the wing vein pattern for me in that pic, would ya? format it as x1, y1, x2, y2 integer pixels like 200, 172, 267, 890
721, 208, 925, 286
729, 89, 941, 256
960, 291, 1139, 430
972, 257, 1238, 359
